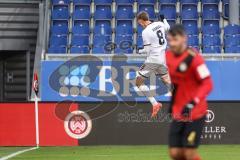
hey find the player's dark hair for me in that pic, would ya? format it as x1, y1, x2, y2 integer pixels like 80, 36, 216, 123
168, 24, 186, 36
137, 11, 149, 21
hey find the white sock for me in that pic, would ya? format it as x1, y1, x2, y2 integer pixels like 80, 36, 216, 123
139, 85, 158, 106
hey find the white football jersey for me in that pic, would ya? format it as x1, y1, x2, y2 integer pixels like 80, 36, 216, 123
142, 19, 170, 64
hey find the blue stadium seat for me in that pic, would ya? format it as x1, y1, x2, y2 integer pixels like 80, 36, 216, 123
222, 0, 229, 18
202, 0, 220, 4
73, 0, 91, 4
70, 46, 89, 53
73, 5, 90, 20
93, 35, 112, 46
51, 20, 68, 35
225, 46, 240, 53
115, 35, 133, 54
181, 4, 198, 20
94, 24, 112, 35
93, 46, 112, 54
50, 35, 68, 46
138, 0, 155, 4
182, 20, 198, 35
224, 24, 240, 35
202, 24, 220, 35
94, 0, 112, 5
159, 4, 176, 20
137, 25, 143, 34
116, 5, 134, 20
48, 46, 66, 53
224, 35, 240, 46
115, 0, 134, 4
72, 20, 89, 35
52, 0, 70, 5
202, 4, 220, 19
52, 5, 69, 20
180, 0, 198, 4
139, 4, 155, 20
94, 5, 112, 20
159, 0, 177, 3
188, 35, 199, 46
203, 35, 221, 46
115, 48, 133, 54
116, 21, 133, 35
203, 46, 221, 53
137, 36, 143, 49
203, 19, 219, 27
71, 35, 89, 46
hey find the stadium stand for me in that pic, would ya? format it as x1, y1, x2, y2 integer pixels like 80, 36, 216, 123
48, 0, 240, 54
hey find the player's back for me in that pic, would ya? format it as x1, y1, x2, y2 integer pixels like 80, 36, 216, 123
142, 21, 168, 51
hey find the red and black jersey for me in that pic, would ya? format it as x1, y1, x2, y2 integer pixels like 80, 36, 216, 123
166, 48, 213, 121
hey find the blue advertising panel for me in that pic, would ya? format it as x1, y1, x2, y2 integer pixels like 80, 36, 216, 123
41, 58, 240, 101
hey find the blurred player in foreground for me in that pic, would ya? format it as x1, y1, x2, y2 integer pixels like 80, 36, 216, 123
166, 24, 213, 160
136, 11, 172, 117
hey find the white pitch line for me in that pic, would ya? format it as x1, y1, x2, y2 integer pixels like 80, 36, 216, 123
0, 147, 38, 160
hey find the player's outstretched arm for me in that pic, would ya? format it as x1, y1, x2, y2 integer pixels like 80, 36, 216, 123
159, 14, 170, 31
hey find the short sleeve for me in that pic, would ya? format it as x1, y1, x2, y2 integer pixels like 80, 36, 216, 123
142, 30, 151, 46
193, 55, 211, 81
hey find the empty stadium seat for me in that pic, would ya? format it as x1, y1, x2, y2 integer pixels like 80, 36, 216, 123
159, 4, 176, 20
138, 4, 155, 20
159, 0, 177, 3
224, 35, 240, 46
51, 20, 68, 35
116, 21, 133, 35
203, 35, 221, 46
52, 5, 69, 20
116, 5, 134, 20
73, 5, 90, 20
72, 20, 89, 35
202, 4, 220, 19
224, 24, 240, 35
115, 0, 134, 4
202, 0, 220, 4
48, 46, 67, 53
93, 46, 112, 54
202, 24, 220, 35
181, 4, 198, 20
50, 35, 68, 46
93, 35, 112, 46
188, 35, 199, 46
138, 0, 155, 4
115, 35, 133, 53
222, 0, 229, 18
94, 24, 112, 35
71, 35, 89, 46
73, 0, 91, 4
52, 0, 70, 5
94, 5, 112, 20
203, 19, 219, 27
94, 0, 112, 5
137, 25, 143, 34
137, 36, 143, 49
225, 46, 240, 53
182, 20, 198, 35
180, 0, 198, 4
203, 46, 221, 53
70, 46, 89, 53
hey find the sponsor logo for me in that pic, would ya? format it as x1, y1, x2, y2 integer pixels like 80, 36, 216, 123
201, 109, 227, 140
205, 110, 215, 123
64, 111, 92, 139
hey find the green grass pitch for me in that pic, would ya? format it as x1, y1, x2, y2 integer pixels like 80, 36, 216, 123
1, 145, 240, 160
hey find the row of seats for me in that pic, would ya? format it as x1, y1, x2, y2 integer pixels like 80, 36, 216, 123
49, 0, 240, 54
51, 4, 220, 20
49, 24, 240, 54
52, 0, 222, 5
